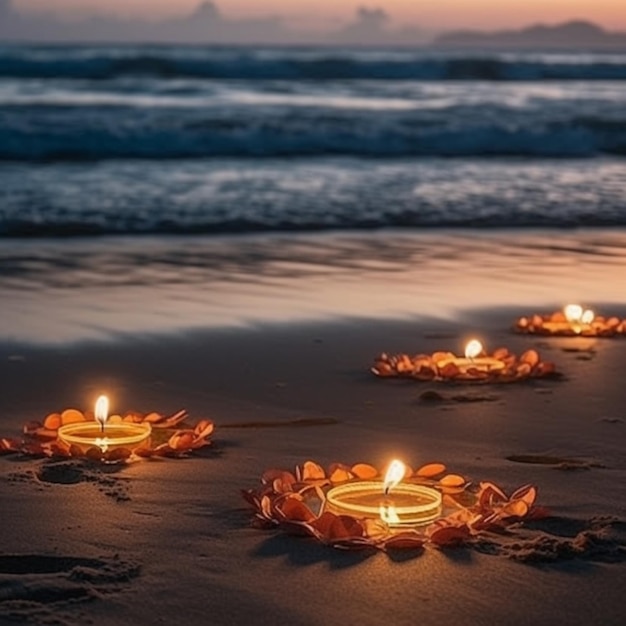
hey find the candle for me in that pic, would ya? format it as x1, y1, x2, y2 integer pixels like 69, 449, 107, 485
565, 304, 595, 329
542, 304, 595, 335
324, 460, 442, 527
515, 305, 626, 337
437, 339, 506, 375
57, 395, 151, 456
95, 394, 108, 433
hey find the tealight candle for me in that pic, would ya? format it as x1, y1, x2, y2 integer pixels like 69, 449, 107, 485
541, 304, 595, 335
324, 460, 442, 527
57, 395, 151, 455
437, 339, 505, 374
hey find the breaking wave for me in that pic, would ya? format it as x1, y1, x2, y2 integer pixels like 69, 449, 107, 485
1, 47, 626, 81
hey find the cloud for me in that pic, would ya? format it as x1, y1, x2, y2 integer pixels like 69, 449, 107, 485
0, 0, 293, 43
326, 5, 426, 45
0, 0, 428, 45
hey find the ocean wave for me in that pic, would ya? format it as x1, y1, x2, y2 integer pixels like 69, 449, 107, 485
4, 210, 626, 238
0, 111, 624, 160
1, 158, 625, 237
1, 48, 626, 81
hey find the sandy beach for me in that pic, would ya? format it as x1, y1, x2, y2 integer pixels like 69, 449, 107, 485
1, 300, 626, 624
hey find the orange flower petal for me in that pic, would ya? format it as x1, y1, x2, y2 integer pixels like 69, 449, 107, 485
43, 413, 62, 431
61, 409, 85, 425
383, 533, 425, 551
416, 462, 446, 478
329, 466, 353, 484
194, 420, 214, 439
143, 412, 165, 423
428, 524, 470, 546
439, 474, 465, 488
510, 484, 537, 508
300, 460, 326, 481
351, 463, 378, 479
520, 350, 540, 368
500, 500, 529, 519
278, 497, 316, 523
168, 431, 195, 450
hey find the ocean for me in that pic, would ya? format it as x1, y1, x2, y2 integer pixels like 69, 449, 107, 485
0, 45, 625, 342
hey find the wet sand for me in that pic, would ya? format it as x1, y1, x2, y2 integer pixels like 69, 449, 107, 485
1, 229, 626, 343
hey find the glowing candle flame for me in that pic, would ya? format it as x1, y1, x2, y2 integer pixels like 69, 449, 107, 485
581, 309, 595, 324
383, 459, 405, 495
95, 395, 109, 432
564, 304, 583, 323
464, 339, 483, 360
379, 503, 401, 525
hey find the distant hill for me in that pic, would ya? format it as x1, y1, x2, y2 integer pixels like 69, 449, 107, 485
434, 21, 626, 51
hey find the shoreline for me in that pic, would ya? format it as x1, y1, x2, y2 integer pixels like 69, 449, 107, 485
2, 227, 626, 345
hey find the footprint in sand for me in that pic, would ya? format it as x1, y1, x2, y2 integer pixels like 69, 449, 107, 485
0, 554, 140, 621
475, 517, 626, 564
9, 460, 131, 501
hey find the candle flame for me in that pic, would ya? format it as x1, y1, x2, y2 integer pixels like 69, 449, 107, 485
379, 503, 401, 525
383, 459, 405, 495
95, 395, 109, 430
581, 309, 595, 324
564, 304, 583, 323
464, 339, 483, 360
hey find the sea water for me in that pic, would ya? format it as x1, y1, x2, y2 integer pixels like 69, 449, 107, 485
0, 46, 625, 342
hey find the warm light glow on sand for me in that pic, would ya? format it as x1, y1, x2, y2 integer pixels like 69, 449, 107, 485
16, 0, 626, 30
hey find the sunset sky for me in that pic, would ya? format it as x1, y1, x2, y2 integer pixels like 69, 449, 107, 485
15, 0, 626, 31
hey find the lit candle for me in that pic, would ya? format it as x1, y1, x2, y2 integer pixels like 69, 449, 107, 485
325, 459, 442, 527
564, 304, 584, 323
543, 304, 595, 334
95, 394, 109, 434
57, 395, 151, 456
582, 309, 595, 325
383, 459, 405, 495
437, 339, 506, 375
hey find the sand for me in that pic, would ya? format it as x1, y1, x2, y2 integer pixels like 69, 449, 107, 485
1, 312, 625, 625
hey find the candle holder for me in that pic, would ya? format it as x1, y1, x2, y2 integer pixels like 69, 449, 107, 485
325, 481, 442, 527
242, 459, 541, 552
372, 340, 558, 383
1, 402, 214, 462
514, 305, 626, 337
57, 421, 152, 455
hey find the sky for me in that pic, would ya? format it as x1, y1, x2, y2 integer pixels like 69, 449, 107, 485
15, 0, 626, 32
